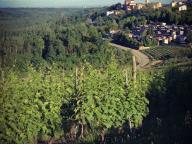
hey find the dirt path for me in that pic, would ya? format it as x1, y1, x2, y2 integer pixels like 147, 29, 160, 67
109, 43, 150, 68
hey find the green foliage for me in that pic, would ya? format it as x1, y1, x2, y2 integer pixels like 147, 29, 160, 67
143, 36, 158, 47
124, 71, 150, 127
114, 33, 140, 48
0, 67, 73, 143
113, 32, 158, 49
131, 67, 192, 144
62, 60, 150, 140
0, 8, 133, 71
0, 59, 151, 143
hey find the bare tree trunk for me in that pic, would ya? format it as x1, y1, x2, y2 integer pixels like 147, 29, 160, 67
132, 56, 137, 83
100, 130, 105, 144
125, 69, 128, 87
79, 123, 84, 138
48, 137, 54, 144
128, 117, 132, 133
70, 122, 77, 140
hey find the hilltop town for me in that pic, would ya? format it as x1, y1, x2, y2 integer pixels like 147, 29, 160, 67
107, 0, 191, 15
96, 0, 192, 50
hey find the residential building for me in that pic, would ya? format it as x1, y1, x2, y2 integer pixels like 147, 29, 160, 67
127, 33, 133, 38
153, 2, 162, 9
171, 1, 177, 7
124, 0, 136, 11
178, 1, 184, 5
114, 10, 121, 15
178, 5, 187, 11
124, 21, 191, 46
106, 11, 114, 16
109, 29, 120, 35
168, 36, 173, 42
161, 22, 166, 26
163, 38, 169, 44
136, 3, 145, 9
170, 1, 188, 11
172, 34, 177, 40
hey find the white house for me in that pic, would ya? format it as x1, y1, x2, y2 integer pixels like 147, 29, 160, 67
179, 5, 187, 11
109, 29, 120, 35
163, 38, 169, 44
178, 1, 183, 5
171, 1, 177, 7
161, 22, 166, 26
179, 30, 184, 35
172, 34, 177, 40
106, 11, 114, 16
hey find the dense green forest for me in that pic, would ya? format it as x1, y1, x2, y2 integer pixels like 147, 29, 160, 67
0, 8, 192, 144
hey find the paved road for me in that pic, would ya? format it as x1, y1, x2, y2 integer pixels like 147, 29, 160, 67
109, 43, 150, 68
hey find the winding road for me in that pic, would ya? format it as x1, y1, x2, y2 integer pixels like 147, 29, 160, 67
109, 43, 150, 68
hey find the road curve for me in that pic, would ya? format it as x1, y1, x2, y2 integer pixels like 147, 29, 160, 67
109, 43, 150, 68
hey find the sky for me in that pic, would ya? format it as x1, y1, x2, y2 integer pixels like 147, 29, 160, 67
0, 0, 172, 8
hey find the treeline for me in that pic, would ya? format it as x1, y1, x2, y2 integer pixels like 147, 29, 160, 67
0, 9, 132, 71
147, 6, 192, 25
0, 8, 89, 31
